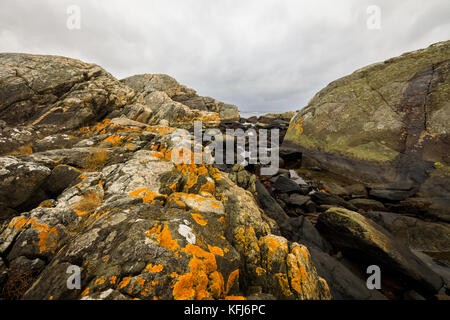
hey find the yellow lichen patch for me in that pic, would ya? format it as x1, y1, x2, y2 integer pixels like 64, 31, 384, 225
261, 236, 288, 264
74, 209, 88, 217
8, 217, 59, 254
275, 273, 294, 297
119, 277, 131, 289
219, 216, 226, 230
38, 200, 54, 208
225, 296, 246, 300
167, 193, 187, 209
209, 271, 224, 299
103, 135, 126, 146
208, 245, 224, 257
8, 216, 34, 230
145, 224, 180, 253
172, 244, 220, 300
225, 270, 239, 295
93, 276, 107, 287
210, 201, 223, 209
287, 245, 316, 299
144, 264, 164, 273
191, 213, 208, 226
255, 267, 266, 276
81, 287, 90, 297
129, 187, 166, 205
36, 224, 58, 254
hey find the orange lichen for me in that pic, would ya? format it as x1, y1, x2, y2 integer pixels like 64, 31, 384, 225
275, 273, 294, 297
103, 135, 127, 146
145, 224, 180, 253
172, 244, 220, 300
191, 213, 208, 226
129, 187, 166, 205
225, 296, 246, 300
145, 264, 164, 273
119, 277, 131, 289
8, 217, 59, 254
38, 200, 54, 208
81, 287, 90, 297
208, 245, 224, 257
225, 270, 239, 295
93, 277, 106, 286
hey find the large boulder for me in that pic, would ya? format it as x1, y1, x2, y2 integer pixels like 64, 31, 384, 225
0, 53, 136, 129
363, 211, 450, 252
122, 74, 240, 121
316, 207, 443, 297
283, 41, 450, 198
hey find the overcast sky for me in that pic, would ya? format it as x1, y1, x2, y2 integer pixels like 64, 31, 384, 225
1, 0, 449, 113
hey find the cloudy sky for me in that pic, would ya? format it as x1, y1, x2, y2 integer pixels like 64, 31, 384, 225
1, 0, 449, 113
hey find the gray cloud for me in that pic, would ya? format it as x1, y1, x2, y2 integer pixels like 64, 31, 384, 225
1, 0, 449, 113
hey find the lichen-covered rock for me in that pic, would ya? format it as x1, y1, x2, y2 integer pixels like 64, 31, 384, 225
0, 53, 136, 129
122, 74, 239, 121
283, 41, 450, 198
0, 53, 334, 301
316, 207, 444, 296
217, 174, 331, 300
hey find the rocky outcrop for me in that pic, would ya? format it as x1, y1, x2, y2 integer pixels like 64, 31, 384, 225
122, 74, 239, 122
316, 207, 443, 297
0, 53, 136, 129
0, 53, 333, 301
283, 41, 450, 199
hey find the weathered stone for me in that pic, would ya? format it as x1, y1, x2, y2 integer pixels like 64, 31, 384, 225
0, 53, 136, 129
363, 211, 450, 252
273, 176, 301, 193
283, 41, 450, 198
348, 198, 386, 212
0, 156, 51, 209
309, 247, 387, 300
317, 207, 444, 296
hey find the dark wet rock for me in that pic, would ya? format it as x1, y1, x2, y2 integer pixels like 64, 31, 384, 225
422, 198, 450, 222
320, 181, 349, 197
317, 207, 444, 296
345, 184, 368, 199
0, 156, 51, 209
310, 192, 357, 211
287, 194, 310, 207
8, 256, 46, 278
45, 165, 83, 196
273, 176, 301, 193
403, 290, 426, 300
363, 211, 450, 252
348, 198, 386, 212
368, 183, 416, 201
384, 198, 432, 215
279, 146, 302, 164
309, 247, 387, 300
280, 216, 332, 253
255, 179, 289, 225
